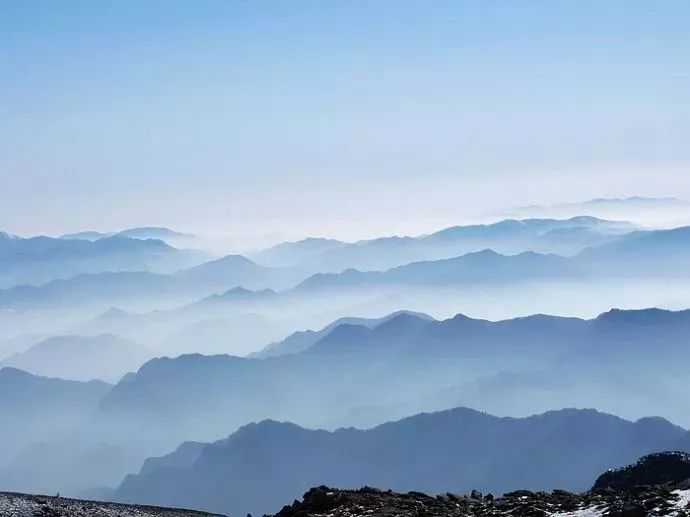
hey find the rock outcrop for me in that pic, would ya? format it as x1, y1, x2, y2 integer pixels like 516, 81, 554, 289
594, 451, 690, 491
276, 452, 690, 517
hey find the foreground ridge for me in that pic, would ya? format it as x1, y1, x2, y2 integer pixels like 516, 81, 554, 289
275, 485, 690, 517
275, 452, 690, 517
0, 492, 226, 517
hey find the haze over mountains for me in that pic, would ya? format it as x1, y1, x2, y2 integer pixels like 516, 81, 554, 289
0, 367, 111, 474
491, 197, 690, 228
251, 216, 635, 271
94, 307, 690, 440
113, 407, 690, 516
0, 334, 150, 382
60, 226, 199, 246
295, 225, 690, 291
2, 198, 690, 513
0, 231, 209, 288
6, 0, 690, 508
5, 214, 690, 315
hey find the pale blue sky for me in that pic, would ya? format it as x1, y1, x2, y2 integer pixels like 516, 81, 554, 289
1, 1, 689, 244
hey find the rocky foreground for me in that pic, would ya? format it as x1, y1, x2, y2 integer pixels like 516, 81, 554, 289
276, 453, 690, 517
0, 492, 223, 517
2, 452, 690, 516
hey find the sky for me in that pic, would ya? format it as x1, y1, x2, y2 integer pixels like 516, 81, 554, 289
1, 0, 689, 247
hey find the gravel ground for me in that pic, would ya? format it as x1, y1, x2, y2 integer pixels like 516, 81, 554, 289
0, 492, 226, 517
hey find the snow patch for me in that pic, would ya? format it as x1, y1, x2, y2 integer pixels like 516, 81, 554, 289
550, 506, 603, 517
673, 489, 690, 513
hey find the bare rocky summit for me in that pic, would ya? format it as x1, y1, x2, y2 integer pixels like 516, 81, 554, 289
274, 485, 690, 517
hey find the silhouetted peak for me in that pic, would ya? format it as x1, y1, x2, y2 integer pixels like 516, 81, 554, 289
220, 286, 275, 298
218, 419, 312, 448
208, 254, 257, 267
464, 248, 502, 259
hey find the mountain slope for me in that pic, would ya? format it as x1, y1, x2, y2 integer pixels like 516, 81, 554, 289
0, 367, 111, 468
250, 310, 435, 358
576, 226, 690, 275
114, 407, 688, 516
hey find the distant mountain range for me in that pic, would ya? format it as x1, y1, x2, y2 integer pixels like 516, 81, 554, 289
5, 222, 690, 309
0, 334, 150, 382
113, 407, 690, 516
61, 226, 199, 245
251, 216, 636, 271
295, 225, 690, 291
0, 254, 301, 309
490, 197, 690, 226
0, 232, 209, 288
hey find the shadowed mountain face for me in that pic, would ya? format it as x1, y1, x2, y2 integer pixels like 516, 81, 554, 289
0, 233, 208, 288
113, 407, 690, 516
251, 217, 635, 271
96, 308, 690, 452
1, 334, 150, 382
0, 367, 111, 413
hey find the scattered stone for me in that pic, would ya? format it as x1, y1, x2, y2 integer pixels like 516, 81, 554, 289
0, 491, 224, 517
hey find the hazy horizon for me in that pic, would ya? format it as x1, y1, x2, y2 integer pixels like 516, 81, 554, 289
3, 1, 690, 248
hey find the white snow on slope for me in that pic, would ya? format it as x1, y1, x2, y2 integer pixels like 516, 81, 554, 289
551, 507, 603, 517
